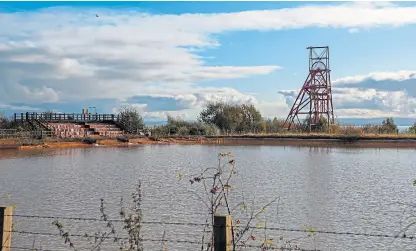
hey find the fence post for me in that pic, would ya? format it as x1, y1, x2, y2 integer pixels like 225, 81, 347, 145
0, 206, 13, 251
213, 215, 232, 251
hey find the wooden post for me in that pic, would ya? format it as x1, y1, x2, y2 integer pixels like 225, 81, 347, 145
213, 215, 232, 251
0, 206, 13, 251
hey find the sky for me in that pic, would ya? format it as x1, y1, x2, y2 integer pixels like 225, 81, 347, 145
0, 1, 416, 123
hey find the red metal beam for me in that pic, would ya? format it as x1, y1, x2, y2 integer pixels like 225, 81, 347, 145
283, 46, 335, 131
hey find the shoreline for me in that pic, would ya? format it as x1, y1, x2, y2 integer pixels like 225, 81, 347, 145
1, 135, 416, 150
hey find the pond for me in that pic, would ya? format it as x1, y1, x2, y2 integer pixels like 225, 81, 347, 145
0, 145, 415, 250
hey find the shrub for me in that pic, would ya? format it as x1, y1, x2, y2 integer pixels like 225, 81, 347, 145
198, 101, 262, 134
177, 126, 189, 136
198, 124, 220, 136
408, 122, 416, 134
188, 126, 199, 135
362, 124, 380, 134
302, 115, 329, 133
82, 137, 96, 144
151, 125, 169, 137
117, 106, 144, 134
339, 125, 362, 137
380, 117, 398, 134
0, 114, 16, 129
164, 115, 219, 136
116, 136, 129, 143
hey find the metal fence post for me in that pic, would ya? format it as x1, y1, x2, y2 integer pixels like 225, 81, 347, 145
213, 215, 232, 251
0, 206, 13, 251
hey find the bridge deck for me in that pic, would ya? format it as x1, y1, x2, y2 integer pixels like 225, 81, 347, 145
14, 112, 119, 122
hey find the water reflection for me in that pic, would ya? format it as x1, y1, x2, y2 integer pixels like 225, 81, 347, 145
0, 145, 415, 250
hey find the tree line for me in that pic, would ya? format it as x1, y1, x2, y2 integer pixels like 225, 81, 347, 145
147, 101, 409, 136
0, 102, 414, 136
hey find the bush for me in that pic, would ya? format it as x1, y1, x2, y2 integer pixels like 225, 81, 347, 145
361, 124, 380, 134
380, 117, 398, 134
189, 126, 199, 135
82, 137, 97, 144
164, 115, 219, 136
168, 125, 178, 135
408, 122, 416, 134
198, 124, 220, 136
302, 115, 329, 133
116, 136, 129, 143
198, 101, 262, 134
117, 106, 144, 134
339, 125, 362, 137
0, 113, 16, 129
148, 136, 160, 141
151, 125, 169, 137
177, 126, 189, 136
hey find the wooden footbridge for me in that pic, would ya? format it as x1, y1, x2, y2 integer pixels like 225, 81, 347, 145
13, 112, 124, 138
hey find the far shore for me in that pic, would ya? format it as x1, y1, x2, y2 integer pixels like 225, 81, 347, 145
1, 134, 416, 151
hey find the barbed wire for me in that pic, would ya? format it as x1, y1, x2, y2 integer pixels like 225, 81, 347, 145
3, 230, 320, 251
2, 246, 55, 251
235, 244, 321, 251
5, 230, 205, 244
4, 246, 320, 251
5, 214, 415, 240
8, 214, 208, 226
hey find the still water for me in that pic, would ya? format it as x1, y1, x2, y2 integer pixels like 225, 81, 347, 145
0, 145, 415, 250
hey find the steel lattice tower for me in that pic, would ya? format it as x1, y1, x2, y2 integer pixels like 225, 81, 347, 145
284, 46, 335, 131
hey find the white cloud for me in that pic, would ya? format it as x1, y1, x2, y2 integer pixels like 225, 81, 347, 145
1, 2, 416, 119
333, 70, 416, 85
256, 99, 289, 119
348, 28, 360, 33
335, 109, 401, 119
0, 104, 42, 111
278, 69, 416, 119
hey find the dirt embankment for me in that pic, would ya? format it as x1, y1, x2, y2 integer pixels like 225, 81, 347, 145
0, 137, 215, 150
1, 134, 416, 150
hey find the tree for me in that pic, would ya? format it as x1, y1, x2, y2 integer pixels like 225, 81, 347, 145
164, 114, 218, 136
0, 112, 15, 129
237, 103, 262, 132
407, 122, 416, 134
0, 112, 8, 129
258, 117, 282, 134
199, 101, 228, 130
381, 117, 398, 134
117, 107, 144, 134
302, 115, 329, 132
198, 101, 262, 134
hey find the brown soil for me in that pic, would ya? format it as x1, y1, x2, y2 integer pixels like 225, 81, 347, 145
0, 139, 19, 149
1, 134, 416, 151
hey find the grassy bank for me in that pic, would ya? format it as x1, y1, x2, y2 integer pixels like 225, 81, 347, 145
207, 133, 416, 140
1, 132, 416, 150
0, 136, 209, 150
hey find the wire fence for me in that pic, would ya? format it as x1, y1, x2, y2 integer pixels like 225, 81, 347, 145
2, 213, 415, 251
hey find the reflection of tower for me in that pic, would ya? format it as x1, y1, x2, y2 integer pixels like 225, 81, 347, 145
284, 46, 335, 131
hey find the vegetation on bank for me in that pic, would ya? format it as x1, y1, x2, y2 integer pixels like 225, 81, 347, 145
117, 106, 145, 134
1, 102, 416, 139
149, 101, 415, 137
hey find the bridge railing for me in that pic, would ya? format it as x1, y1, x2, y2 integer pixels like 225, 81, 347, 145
14, 113, 119, 122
